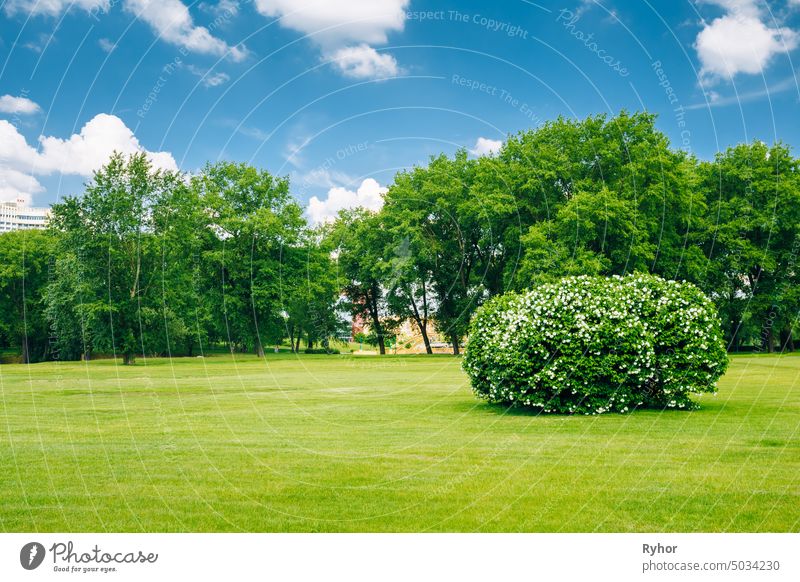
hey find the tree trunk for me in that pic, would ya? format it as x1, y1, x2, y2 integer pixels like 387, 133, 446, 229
408, 286, 433, 354
411, 315, 432, 354
729, 318, 742, 352
366, 285, 385, 355
256, 342, 265, 357
294, 336, 301, 353
451, 333, 460, 356
420, 325, 432, 354
370, 303, 386, 354
123, 352, 136, 365
20, 336, 30, 364
780, 327, 795, 352
762, 326, 774, 353
421, 284, 432, 355
307, 337, 314, 350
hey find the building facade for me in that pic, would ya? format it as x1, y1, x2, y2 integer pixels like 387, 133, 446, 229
0, 198, 50, 232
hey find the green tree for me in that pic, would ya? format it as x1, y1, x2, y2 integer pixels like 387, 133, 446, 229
48, 152, 183, 364
329, 209, 392, 355
43, 251, 92, 361
282, 227, 343, 352
0, 229, 53, 362
191, 161, 305, 356
513, 223, 605, 286
697, 141, 800, 351
553, 187, 652, 274
502, 111, 705, 288
384, 151, 488, 354
149, 174, 213, 357
379, 199, 437, 353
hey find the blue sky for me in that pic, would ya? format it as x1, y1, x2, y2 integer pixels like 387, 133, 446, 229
1, 0, 799, 221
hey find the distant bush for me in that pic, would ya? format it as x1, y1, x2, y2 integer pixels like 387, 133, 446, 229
463, 274, 728, 414
304, 347, 341, 354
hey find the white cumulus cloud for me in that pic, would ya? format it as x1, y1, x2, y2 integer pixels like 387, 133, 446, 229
0, 167, 43, 205
307, 177, 386, 224
0, 94, 41, 115
255, 0, 408, 79
470, 137, 503, 157
255, 0, 407, 46
36, 114, 178, 175
5, 0, 246, 61
329, 44, 399, 79
695, 1, 797, 82
0, 113, 177, 203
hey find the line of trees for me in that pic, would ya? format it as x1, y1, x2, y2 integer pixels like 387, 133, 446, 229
1, 111, 798, 363
2, 156, 344, 364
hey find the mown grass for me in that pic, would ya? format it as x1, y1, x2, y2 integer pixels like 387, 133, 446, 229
0, 353, 798, 532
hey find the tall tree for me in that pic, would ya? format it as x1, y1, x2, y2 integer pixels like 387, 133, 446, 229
149, 172, 213, 357
384, 151, 489, 354
282, 227, 344, 352
48, 152, 183, 364
330, 209, 392, 355
191, 161, 305, 356
379, 210, 436, 354
502, 111, 705, 288
697, 141, 800, 351
44, 251, 93, 361
0, 230, 53, 363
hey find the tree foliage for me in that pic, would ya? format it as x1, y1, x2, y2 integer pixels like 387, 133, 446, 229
38, 154, 341, 364
1, 110, 798, 363
0, 229, 53, 362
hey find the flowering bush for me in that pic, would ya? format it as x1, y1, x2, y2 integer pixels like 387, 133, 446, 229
463, 274, 728, 414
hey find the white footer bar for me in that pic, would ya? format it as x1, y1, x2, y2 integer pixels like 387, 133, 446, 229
1, 533, 797, 581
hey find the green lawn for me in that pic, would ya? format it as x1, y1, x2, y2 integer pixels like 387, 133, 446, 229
0, 353, 798, 532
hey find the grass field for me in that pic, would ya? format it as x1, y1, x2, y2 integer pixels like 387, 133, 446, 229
0, 353, 798, 532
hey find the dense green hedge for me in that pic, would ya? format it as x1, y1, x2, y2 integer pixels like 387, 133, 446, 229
304, 347, 341, 354
463, 274, 728, 414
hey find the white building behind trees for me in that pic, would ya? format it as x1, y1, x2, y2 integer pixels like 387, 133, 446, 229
0, 198, 50, 232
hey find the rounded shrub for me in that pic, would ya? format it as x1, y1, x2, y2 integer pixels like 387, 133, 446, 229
463, 274, 728, 414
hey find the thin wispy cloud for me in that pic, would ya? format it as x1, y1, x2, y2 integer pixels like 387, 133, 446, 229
186, 64, 230, 87
687, 76, 799, 110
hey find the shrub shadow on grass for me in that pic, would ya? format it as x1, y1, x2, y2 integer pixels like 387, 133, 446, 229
475, 399, 718, 417
476, 402, 548, 417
